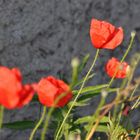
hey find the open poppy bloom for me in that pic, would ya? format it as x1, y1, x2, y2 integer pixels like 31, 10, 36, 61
0, 67, 34, 109
90, 18, 124, 49
34, 76, 72, 107
105, 57, 130, 78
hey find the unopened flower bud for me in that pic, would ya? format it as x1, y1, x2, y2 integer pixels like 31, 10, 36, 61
101, 89, 108, 98
71, 57, 79, 68
131, 31, 136, 37
126, 65, 131, 76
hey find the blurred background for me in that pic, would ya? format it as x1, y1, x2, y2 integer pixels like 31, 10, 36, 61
0, 0, 140, 139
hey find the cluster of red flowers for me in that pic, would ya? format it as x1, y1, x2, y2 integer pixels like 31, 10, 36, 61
90, 18, 129, 78
0, 67, 72, 109
0, 18, 129, 109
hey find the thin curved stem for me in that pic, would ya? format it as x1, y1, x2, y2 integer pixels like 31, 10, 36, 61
41, 107, 54, 140
131, 95, 140, 109
41, 93, 68, 140
29, 106, 47, 140
55, 49, 100, 140
108, 31, 136, 88
0, 106, 4, 129
86, 94, 106, 139
86, 31, 136, 140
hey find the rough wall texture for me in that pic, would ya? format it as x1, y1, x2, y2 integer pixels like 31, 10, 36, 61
0, 0, 140, 139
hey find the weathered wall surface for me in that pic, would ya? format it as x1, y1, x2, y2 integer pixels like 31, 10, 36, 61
0, 0, 140, 139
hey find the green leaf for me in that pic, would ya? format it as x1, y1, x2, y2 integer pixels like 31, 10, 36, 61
3, 120, 35, 130
73, 84, 108, 95
78, 87, 118, 102
78, 54, 90, 73
74, 73, 95, 88
74, 116, 92, 124
69, 86, 117, 109
84, 123, 108, 133
68, 99, 90, 107
96, 123, 108, 133
75, 116, 109, 125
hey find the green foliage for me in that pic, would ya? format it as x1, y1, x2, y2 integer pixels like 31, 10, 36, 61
78, 54, 90, 74
3, 121, 35, 130
106, 118, 136, 140
1, 37, 140, 140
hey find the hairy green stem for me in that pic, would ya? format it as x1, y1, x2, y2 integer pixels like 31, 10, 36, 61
41, 92, 68, 140
29, 106, 46, 140
85, 31, 136, 140
0, 106, 4, 129
41, 107, 54, 140
108, 31, 136, 88
55, 49, 100, 140
86, 93, 106, 139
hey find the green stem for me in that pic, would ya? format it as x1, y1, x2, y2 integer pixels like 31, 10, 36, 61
29, 106, 46, 140
86, 94, 106, 138
108, 31, 136, 124
108, 31, 136, 88
0, 106, 4, 129
41, 107, 54, 140
85, 31, 136, 140
41, 93, 67, 140
130, 84, 139, 100
113, 90, 121, 121
131, 95, 140, 109
127, 54, 140, 87
55, 49, 100, 140
70, 58, 79, 88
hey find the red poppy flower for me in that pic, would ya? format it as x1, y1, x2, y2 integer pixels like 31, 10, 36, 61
34, 76, 72, 107
105, 57, 130, 78
0, 67, 34, 109
90, 18, 124, 49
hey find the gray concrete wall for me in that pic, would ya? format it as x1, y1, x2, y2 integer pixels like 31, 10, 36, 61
0, 0, 140, 139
